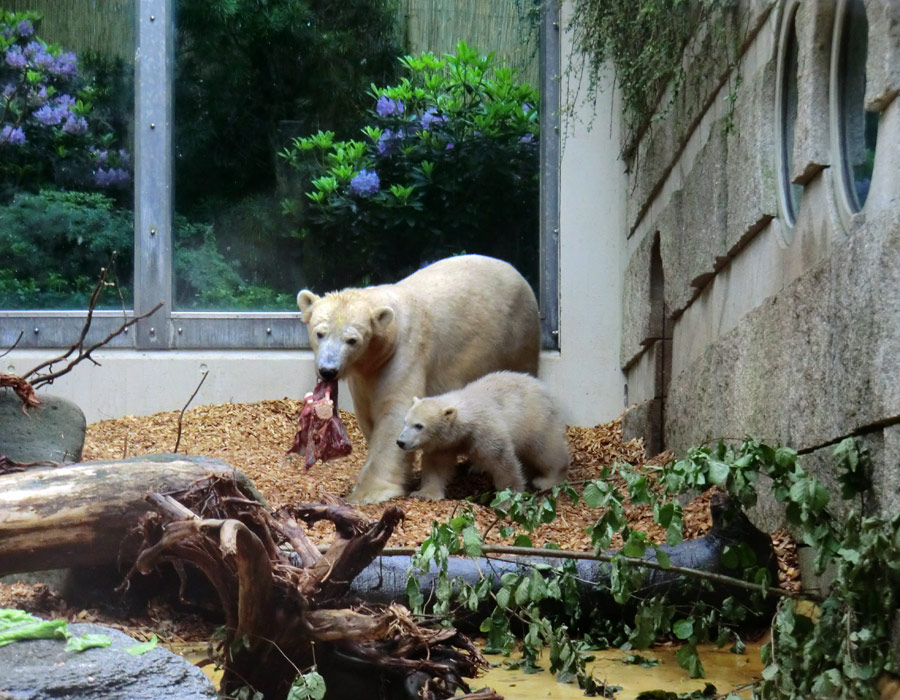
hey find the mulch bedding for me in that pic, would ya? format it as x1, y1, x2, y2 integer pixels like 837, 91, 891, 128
0, 399, 800, 644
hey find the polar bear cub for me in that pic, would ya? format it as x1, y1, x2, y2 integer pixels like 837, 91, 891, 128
396, 371, 570, 500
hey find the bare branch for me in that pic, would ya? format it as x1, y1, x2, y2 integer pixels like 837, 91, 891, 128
25, 301, 163, 390
174, 368, 210, 453
0, 330, 24, 359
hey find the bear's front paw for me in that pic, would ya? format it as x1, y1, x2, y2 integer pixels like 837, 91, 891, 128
409, 487, 445, 502
348, 482, 406, 504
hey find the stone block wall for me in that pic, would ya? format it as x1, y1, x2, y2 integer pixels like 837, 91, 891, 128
620, 0, 900, 528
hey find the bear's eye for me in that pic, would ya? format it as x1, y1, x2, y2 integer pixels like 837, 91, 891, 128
346, 337, 357, 346
413, 423, 424, 431
315, 330, 325, 339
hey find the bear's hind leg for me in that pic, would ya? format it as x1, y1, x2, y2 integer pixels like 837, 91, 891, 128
410, 449, 458, 501
526, 433, 570, 491
479, 444, 528, 493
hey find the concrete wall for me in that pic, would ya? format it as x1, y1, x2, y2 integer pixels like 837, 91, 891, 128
3, 13, 628, 429
620, 0, 900, 524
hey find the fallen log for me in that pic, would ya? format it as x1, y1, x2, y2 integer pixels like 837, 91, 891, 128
0, 454, 262, 576
347, 493, 781, 626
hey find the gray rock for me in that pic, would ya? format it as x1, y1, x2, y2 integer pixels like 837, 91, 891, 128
0, 389, 86, 463
666, 211, 900, 455
865, 0, 900, 112
791, 1, 834, 182
622, 398, 663, 458
0, 621, 216, 700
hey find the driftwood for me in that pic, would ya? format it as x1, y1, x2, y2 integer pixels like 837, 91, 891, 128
0, 456, 257, 576
128, 477, 492, 700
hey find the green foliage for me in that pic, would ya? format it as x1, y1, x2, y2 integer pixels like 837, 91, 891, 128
565, 0, 736, 146
286, 670, 326, 700
0, 189, 133, 308
405, 435, 900, 697
0, 189, 287, 310
280, 41, 540, 290
173, 217, 295, 310
0, 608, 111, 652
174, 0, 402, 209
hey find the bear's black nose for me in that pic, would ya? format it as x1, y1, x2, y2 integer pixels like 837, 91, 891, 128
396, 439, 407, 449
318, 367, 338, 381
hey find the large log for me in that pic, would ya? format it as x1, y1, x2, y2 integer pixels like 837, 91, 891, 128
0, 454, 261, 576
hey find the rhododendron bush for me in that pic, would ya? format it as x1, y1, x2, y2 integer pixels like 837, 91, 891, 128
279, 42, 540, 290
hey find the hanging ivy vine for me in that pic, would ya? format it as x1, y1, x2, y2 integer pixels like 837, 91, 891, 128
565, 0, 737, 150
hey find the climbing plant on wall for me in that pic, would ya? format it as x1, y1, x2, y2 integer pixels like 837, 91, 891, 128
565, 0, 737, 150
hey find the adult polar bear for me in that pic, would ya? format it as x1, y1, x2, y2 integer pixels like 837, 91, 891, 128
297, 255, 540, 504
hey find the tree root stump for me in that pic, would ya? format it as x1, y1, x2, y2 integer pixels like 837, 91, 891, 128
127, 476, 493, 700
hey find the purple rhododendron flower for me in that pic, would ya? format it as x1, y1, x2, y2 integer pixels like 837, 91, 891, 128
90, 147, 109, 165
118, 148, 131, 166
520, 133, 534, 144
376, 95, 404, 117
52, 51, 78, 79
376, 129, 401, 157
33, 103, 62, 126
17, 20, 34, 37
27, 84, 49, 107
2, 83, 15, 98
94, 167, 130, 187
1, 125, 26, 145
5, 46, 26, 70
349, 169, 380, 196
420, 108, 446, 131
24, 41, 54, 72
62, 114, 87, 134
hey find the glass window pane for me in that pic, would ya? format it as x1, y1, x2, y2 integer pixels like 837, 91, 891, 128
0, 2, 135, 310
838, 0, 877, 212
172, 0, 541, 310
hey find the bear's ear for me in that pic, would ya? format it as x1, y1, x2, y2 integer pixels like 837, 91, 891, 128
297, 290, 319, 323
372, 306, 395, 334
442, 406, 457, 423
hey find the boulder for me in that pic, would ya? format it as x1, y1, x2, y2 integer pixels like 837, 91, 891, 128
0, 620, 216, 700
0, 389, 86, 463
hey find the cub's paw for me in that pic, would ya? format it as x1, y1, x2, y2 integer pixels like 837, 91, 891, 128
408, 488, 445, 502
348, 482, 406, 504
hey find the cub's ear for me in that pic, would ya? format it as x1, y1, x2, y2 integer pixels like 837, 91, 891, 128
372, 306, 395, 333
442, 406, 458, 423
297, 290, 319, 323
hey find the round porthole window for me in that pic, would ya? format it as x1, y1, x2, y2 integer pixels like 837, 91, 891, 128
775, 0, 804, 231
831, 0, 878, 214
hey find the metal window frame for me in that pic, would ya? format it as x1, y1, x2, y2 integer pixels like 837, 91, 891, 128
0, 0, 560, 352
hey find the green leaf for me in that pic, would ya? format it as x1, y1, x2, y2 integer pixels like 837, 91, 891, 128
583, 481, 606, 508
287, 671, 326, 700
125, 634, 157, 655
654, 547, 671, 569
461, 522, 483, 557
674, 643, 704, 678
672, 619, 694, 640
67, 633, 112, 653
623, 531, 647, 558
0, 618, 67, 647
707, 460, 731, 486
